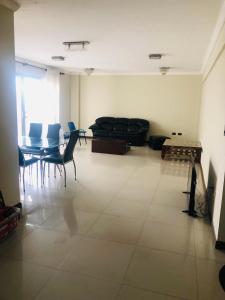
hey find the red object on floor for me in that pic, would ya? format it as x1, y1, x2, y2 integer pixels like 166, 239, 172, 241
0, 207, 20, 241
0, 191, 20, 241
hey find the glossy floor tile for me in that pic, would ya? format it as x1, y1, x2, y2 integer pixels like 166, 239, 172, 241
0, 257, 54, 300
116, 286, 183, 300
139, 220, 196, 256
1, 143, 224, 300
124, 247, 198, 299
35, 270, 120, 300
87, 214, 144, 244
60, 236, 134, 283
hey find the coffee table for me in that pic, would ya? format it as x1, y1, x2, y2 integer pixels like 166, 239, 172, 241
161, 138, 202, 163
92, 138, 130, 155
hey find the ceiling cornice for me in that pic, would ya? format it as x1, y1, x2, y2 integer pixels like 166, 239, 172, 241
202, 0, 225, 73
0, 0, 20, 11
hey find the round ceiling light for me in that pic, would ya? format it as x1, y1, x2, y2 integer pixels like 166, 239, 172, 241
159, 67, 170, 75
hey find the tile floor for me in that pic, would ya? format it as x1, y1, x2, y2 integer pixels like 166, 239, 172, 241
0, 142, 225, 300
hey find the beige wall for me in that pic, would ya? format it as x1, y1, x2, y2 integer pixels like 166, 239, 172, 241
0, 4, 20, 205
75, 75, 202, 139
70, 75, 80, 129
59, 73, 71, 131
199, 22, 225, 240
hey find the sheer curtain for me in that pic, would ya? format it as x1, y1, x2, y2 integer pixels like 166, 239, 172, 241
16, 66, 60, 137
43, 68, 60, 125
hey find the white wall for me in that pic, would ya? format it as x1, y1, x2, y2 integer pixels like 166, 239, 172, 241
75, 75, 202, 139
0, 4, 20, 205
199, 21, 225, 240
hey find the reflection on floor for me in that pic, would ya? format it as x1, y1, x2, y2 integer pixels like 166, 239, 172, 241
0, 141, 225, 300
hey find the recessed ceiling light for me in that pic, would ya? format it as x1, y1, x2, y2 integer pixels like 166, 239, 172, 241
149, 54, 163, 60
51, 56, 65, 61
159, 66, 170, 75
84, 68, 95, 75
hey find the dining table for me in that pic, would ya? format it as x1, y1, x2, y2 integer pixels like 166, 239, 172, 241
18, 136, 67, 150
18, 136, 69, 184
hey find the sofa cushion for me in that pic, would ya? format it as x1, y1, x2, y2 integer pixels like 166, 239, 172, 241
113, 124, 128, 131
115, 118, 129, 125
101, 123, 113, 130
127, 124, 139, 133
110, 131, 127, 137
129, 118, 149, 128
94, 130, 109, 137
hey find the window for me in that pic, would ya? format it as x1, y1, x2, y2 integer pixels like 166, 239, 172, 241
16, 67, 59, 137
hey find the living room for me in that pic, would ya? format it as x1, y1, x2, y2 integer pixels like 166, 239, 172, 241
0, 0, 225, 299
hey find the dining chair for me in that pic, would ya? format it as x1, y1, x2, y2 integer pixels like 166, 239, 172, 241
21, 122, 43, 155
18, 147, 39, 192
29, 123, 42, 138
47, 123, 61, 139
42, 130, 79, 187
68, 121, 87, 145
44, 123, 62, 154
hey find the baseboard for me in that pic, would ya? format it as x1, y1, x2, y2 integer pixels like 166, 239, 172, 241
215, 241, 225, 251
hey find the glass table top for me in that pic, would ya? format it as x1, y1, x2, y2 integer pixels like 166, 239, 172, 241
18, 136, 66, 149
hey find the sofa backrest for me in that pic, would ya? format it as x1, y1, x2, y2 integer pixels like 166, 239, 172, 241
95, 117, 149, 132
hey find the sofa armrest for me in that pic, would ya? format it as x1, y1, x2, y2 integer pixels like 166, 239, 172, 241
138, 127, 148, 133
89, 124, 100, 130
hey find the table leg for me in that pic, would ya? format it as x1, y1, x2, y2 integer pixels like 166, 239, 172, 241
161, 146, 166, 159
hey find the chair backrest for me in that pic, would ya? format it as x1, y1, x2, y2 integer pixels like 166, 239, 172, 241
18, 147, 24, 166
68, 121, 76, 132
63, 130, 79, 163
47, 123, 61, 139
29, 123, 42, 138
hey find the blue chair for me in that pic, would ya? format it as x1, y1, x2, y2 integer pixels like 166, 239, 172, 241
42, 130, 79, 187
21, 123, 43, 156
18, 147, 39, 192
44, 123, 61, 154
47, 123, 61, 139
29, 123, 42, 138
68, 121, 87, 146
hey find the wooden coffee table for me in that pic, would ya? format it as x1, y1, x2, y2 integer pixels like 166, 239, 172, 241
161, 138, 202, 163
92, 138, 130, 155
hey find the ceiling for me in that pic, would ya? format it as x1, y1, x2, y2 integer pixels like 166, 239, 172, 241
15, 0, 223, 74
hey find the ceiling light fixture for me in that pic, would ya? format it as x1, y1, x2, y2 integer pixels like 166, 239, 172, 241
51, 56, 65, 61
63, 41, 90, 51
149, 53, 163, 60
84, 68, 95, 75
159, 67, 170, 75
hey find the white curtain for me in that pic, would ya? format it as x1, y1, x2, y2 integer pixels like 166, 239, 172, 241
43, 68, 60, 125
16, 67, 60, 137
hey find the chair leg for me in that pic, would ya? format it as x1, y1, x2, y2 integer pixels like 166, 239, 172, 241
78, 136, 81, 146
54, 165, 56, 178
84, 133, 87, 144
22, 167, 25, 193
72, 159, 76, 181
56, 164, 62, 176
40, 158, 43, 187
43, 162, 46, 185
62, 163, 66, 187
48, 163, 50, 177
36, 163, 38, 183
